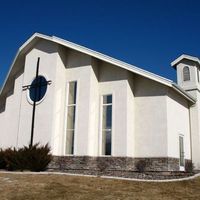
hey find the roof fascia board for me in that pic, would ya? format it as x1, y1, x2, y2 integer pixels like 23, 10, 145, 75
19, 33, 52, 51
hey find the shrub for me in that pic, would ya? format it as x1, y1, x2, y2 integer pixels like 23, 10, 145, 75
185, 161, 194, 173
22, 143, 52, 172
0, 149, 6, 169
3, 147, 23, 171
135, 160, 146, 173
1, 143, 52, 172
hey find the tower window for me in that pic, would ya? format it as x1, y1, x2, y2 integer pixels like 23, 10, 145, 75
183, 66, 190, 81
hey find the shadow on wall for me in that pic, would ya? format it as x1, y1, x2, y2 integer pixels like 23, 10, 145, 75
65, 48, 92, 69
168, 89, 189, 108
0, 102, 5, 113
34, 39, 58, 55
134, 75, 190, 108
98, 61, 132, 83
0, 68, 25, 114
134, 75, 168, 97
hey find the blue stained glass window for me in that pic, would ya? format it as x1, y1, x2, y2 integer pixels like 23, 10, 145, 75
29, 76, 48, 102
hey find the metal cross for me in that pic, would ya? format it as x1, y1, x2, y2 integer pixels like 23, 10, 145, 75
22, 57, 52, 146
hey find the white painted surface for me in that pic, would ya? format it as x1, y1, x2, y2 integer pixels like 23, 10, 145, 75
176, 60, 200, 169
134, 76, 168, 157
98, 62, 135, 156
176, 61, 200, 91
0, 37, 198, 171
0, 71, 24, 148
17, 40, 59, 148
167, 90, 191, 160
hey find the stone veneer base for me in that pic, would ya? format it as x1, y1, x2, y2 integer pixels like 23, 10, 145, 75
48, 156, 193, 180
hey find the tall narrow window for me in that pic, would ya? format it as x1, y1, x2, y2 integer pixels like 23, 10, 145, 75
179, 136, 184, 167
102, 95, 112, 155
183, 66, 190, 81
197, 69, 199, 83
66, 81, 77, 155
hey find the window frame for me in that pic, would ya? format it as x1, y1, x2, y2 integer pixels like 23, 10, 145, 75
100, 94, 113, 156
64, 81, 78, 155
179, 135, 185, 170
183, 66, 190, 82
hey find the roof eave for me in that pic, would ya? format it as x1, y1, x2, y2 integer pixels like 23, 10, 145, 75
172, 83, 196, 104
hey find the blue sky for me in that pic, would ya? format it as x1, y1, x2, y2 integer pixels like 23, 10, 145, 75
0, 0, 200, 87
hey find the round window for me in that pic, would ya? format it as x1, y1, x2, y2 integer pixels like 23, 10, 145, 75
29, 76, 48, 102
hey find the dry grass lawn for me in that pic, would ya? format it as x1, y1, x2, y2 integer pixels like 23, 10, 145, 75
0, 173, 200, 200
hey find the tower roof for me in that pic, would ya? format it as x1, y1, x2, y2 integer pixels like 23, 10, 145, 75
171, 54, 200, 69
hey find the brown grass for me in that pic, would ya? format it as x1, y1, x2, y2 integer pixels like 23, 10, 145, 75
0, 173, 200, 200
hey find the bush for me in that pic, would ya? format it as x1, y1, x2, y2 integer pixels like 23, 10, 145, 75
185, 161, 194, 173
135, 160, 146, 173
0, 149, 6, 169
3, 147, 23, 171
0, 143, 52, 172
22, 143, 53, 172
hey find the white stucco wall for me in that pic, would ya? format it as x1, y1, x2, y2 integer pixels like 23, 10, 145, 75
50, 47, 135, 157
17, 40, 59, 148
87, 59, 100, 156
167, 89, 191, 160
134, 76, 168, 157
98, 62, 135, 157
134, 76, 191, 161
187, 91, 200, 168
176, 61, 200, 168
0, 71, 24, 148
62, 49, 98, 156
0, 39, 194, 168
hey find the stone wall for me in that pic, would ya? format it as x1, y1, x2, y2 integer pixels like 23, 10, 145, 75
48, 156, 182, 173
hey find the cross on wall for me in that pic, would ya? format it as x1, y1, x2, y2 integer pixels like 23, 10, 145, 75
22, 57, 52, 146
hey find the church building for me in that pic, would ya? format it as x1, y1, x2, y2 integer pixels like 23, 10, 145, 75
0, 33, 200, 172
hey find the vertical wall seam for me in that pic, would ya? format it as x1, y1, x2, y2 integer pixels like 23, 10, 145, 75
16, 67, 25, 148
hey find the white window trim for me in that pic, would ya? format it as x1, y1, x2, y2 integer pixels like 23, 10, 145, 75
99, 93, 114, 157
179, 134, 185, 171
63, 80, 79, 156
182, 66, 190, 82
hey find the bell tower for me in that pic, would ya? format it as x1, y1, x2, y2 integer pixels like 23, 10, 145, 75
173, 54, 200, 96
171, 54, 200, 169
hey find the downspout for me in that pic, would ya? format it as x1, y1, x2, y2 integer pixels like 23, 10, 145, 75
188, 103, 193, 163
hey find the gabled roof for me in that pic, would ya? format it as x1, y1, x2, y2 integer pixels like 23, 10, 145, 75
0, 33, 196, 104
171, 54, 200, 68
